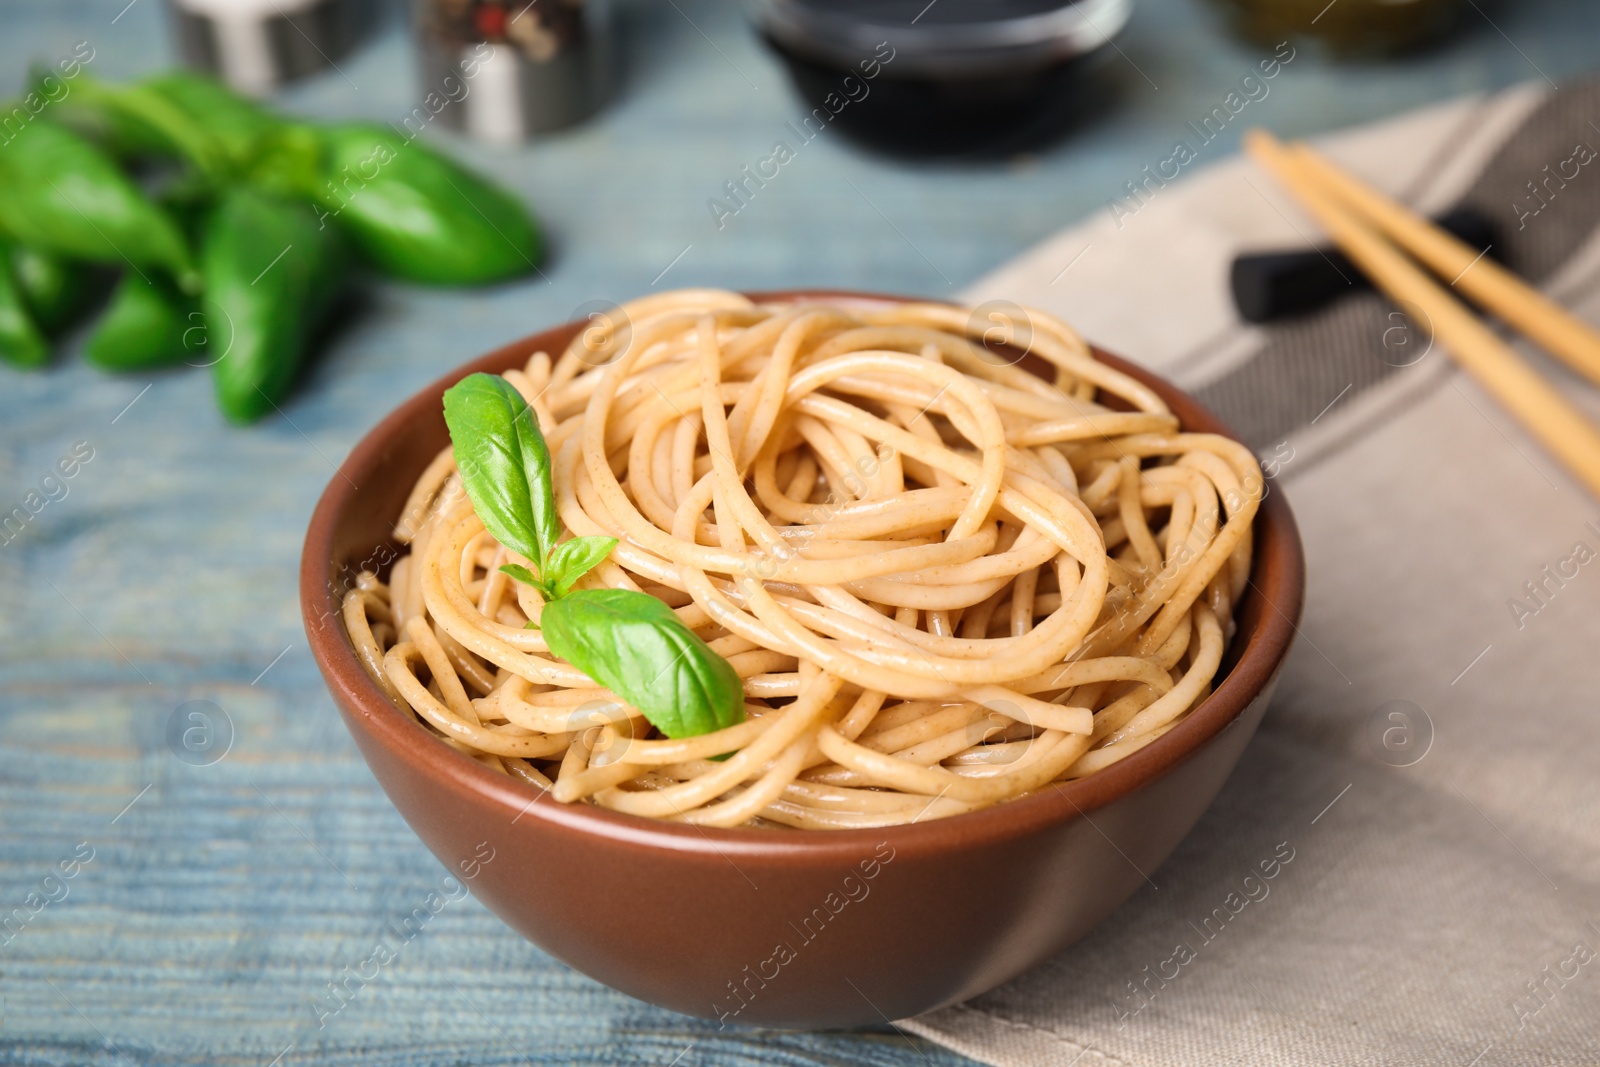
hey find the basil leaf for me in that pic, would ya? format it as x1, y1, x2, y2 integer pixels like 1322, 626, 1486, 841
498, 563, 542, 590
441, 372, 559, 570
540, 588, 744, 739
546, 535, 618, 599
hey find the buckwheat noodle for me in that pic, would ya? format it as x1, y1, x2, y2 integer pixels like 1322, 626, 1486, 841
342, 289, 1261, 829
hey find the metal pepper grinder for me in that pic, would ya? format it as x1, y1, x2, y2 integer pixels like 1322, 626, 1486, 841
414, 0, 615, 143
167, 0, 374, 94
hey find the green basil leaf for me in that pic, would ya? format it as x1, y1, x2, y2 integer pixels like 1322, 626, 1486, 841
539, 588, 744, 739
546, 535, 618, 599
498, 563, 542, 589
442, 373, 559, 570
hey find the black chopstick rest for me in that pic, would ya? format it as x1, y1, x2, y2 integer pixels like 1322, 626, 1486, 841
1230, 207, 1498, 323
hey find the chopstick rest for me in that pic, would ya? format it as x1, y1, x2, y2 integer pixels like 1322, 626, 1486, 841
1230, 208, 1497, 323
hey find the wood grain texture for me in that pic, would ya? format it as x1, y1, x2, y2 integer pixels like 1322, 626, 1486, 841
3, 0, 1599, 1062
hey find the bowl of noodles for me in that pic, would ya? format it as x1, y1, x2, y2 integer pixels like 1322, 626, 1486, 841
302, 288, 1304, 1027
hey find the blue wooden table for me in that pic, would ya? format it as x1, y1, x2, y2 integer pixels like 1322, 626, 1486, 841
3, 1, 1598, 1063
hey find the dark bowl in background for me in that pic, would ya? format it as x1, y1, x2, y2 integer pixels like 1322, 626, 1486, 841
300, 290, 1305, 1027
761, 35, 1122, 158
751, 0, 1132, 158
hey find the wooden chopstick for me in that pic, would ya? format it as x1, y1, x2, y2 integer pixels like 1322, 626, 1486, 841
1244, 128, 1600, 499
1283, 139, 1600, 388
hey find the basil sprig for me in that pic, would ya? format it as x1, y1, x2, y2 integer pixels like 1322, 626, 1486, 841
442, 372, 745, 740
442, 373, 562, 578
539, 589, 744, 739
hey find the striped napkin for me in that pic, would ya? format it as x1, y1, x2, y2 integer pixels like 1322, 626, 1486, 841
910, 78, 1600, 1067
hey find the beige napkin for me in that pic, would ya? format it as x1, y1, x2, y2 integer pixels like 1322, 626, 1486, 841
908, 79, 1600, 1066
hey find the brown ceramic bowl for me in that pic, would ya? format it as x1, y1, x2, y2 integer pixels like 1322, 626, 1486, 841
301, 290, 1304, 1028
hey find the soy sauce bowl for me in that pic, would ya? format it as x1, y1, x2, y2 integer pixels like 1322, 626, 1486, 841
301, 289, 1305, 1028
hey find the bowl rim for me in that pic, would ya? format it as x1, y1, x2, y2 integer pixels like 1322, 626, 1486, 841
301, 288, 1305, 862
